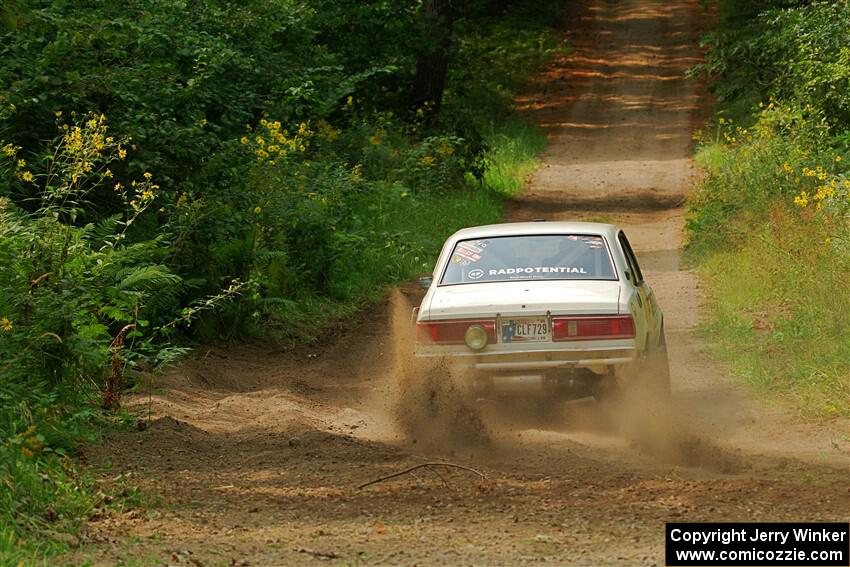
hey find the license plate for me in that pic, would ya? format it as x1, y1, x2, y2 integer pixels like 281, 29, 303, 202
501, 318, 549, 343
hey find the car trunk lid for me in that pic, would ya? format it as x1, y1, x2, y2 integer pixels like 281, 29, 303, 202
423, 280, 621, 319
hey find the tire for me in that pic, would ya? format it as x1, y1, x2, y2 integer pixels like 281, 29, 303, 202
645, 328, 671, 397
594, 328, 670, 402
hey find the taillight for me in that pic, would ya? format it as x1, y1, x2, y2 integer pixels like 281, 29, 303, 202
552, 316, 635, 341
416, 319, 497, 345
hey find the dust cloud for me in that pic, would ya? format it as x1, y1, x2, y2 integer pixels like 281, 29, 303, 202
376, 289, 744, 472
376, 289, 490, 449
601, 370, 746, 473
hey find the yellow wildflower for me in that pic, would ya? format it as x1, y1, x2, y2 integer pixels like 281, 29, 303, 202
256, 136, 265, 146
2, 143, 15, 156
143, 171, 153, 179
104, 169, 113, 178
118, 148, 127, 160
369, 129, 385, 146
253, 206, 262, 214
419, 155, 436, 167
0, 317, 11, 331
782, 162, 792, 174
21, 171, 34, 182
114, 182, 123, 191
16, 159, 25, 168
836, 156, 842, 162
240, 136, 249, 145
793, 192, 808, 207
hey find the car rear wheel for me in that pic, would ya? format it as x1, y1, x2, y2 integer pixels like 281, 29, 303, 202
646, 328, 671, 397
593, 327, 670, 402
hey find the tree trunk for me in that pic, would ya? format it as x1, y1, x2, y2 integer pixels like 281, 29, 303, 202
410, 0, 454, 113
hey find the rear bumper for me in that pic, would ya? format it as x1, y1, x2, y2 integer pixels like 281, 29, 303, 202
415, 341, 637, 373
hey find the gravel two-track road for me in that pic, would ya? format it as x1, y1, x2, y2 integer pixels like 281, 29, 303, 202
77, 1, 849, 565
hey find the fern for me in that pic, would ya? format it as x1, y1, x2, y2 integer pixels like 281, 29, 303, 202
117, 265, 182, 292
82, 213, 122, 249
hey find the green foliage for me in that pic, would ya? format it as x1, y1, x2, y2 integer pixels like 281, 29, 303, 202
0, 114, 243, 560
481, 119, 547, 197
688, 0, 850, 418
695, 1, 850, 129
699, 208, 850, 418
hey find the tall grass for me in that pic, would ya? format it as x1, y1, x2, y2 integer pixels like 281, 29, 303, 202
697, 206, 850, 418
688, 109, 850, 419
482, 119, 547, 197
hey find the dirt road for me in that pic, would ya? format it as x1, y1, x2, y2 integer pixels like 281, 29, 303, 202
77, 1, 849, 565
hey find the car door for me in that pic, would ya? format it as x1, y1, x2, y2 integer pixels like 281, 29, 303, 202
617, 231, 655, 351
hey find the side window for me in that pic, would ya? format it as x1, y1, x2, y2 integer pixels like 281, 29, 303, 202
618, 231, 644, 284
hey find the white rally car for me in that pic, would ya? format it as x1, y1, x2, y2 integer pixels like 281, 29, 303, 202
414, 221, 669, 401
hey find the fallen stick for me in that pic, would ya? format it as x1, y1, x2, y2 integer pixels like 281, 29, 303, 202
294, 547, 340, 560
357, 462, 487, 490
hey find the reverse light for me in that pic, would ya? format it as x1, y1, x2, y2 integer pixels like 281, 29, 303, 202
552, 316, 635, 341
416, 319, 497, 347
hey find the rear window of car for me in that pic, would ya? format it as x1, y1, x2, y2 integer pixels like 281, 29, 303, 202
439, 234, 617, 285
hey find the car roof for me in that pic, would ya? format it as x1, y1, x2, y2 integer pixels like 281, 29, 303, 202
449, 221, 620, 241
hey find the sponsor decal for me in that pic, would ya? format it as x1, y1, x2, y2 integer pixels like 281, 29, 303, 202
467, 268, 484, 280
455, 247, 481, 262
580, 236, 604, 249
458, 242, 483, 254
488, 266, 588, 276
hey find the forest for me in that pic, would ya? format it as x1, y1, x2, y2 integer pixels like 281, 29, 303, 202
1, 0, 848, 563
0, 0, 564, 560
